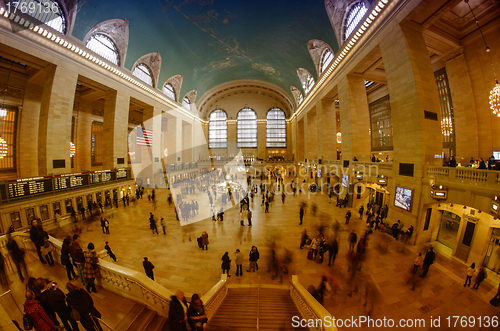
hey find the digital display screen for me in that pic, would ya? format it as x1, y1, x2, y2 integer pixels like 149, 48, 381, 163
317, 169, 322, 178
90, 170, 116, 184
493, 151, 500, 161
395, 186, 413, 211
7, 177, 53, 199
342, 174, 349, 188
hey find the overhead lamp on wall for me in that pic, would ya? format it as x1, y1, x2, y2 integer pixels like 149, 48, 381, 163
465, 0, 500, 117
431, 184, 448, 200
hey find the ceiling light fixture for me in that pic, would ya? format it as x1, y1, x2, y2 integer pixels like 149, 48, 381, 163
465, 0, 499, 117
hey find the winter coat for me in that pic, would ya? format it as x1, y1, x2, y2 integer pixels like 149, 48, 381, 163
24, 299, 56, 331
83, 250, 100, 279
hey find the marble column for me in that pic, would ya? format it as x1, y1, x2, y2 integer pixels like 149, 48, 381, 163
103, 90, 130, 169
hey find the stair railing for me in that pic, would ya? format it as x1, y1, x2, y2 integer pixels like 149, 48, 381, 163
92, 315, 115, 331
290, 275, 338, 331
257, 275, 260, 329
201, 274, 228, 320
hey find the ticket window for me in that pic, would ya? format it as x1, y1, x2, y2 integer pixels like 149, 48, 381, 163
86, 194, 93, 207
11, 211, 21, 229
53, 201, 61, 216
96, 192, 102, 203
75, 196, 83, 210
65, 199, 73, 214
39, 205, 50, 221
25, 208, 36, 225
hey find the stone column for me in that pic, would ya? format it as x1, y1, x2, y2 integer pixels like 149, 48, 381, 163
19, 83, 41, 177
320, 99, 337, 161
75, 97, 92, 171
143, 106, 163, 188
38, 64, 78, 175
297, 118, 305, 161
337, 75, 371, 163
227, 120, 237, 157
103, 90, 130, 169
444, 49, 479, 161
379, 21, 442, 229
182, 120, 193, 162
257, 121, 266, 160
306, 109, 318, 161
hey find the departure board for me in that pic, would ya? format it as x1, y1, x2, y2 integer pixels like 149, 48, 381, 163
54, 173, 89, 190
7, 176, 53, 198
116, 169, 128, 179
90, 170, 116, 184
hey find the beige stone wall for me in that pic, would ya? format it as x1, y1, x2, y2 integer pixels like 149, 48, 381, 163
103, 90, 130, 170
306, 109, 318, 160
38, 64, 78, 175
19, 83, 42, 177
75, 97, 92, 171
321, 99, 337, 160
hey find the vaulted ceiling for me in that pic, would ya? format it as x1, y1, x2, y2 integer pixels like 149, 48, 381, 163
72, 0, 347, 103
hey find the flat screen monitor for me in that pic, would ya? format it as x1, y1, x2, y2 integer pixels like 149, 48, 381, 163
493, 151, 500, 161
342, 174, 349, 188
317, 169, 322, 178
492, 201, 500, 215
394, 186, 413, 212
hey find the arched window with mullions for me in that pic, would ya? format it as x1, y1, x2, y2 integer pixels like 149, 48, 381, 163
132, 63, 153, 86
162, 83, 176, 101
320, 49, 334, 75
303, 73, 315, 95
343, 1, 368, 43
21, 0, 67, 34
182, 97, 191, 111
209, 109, 227, 149
237, 108, 257, 148
266, 108, 286, 148
85, 33, 120, 65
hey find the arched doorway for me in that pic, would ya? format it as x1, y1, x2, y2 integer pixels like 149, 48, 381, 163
437, 210, 461, 249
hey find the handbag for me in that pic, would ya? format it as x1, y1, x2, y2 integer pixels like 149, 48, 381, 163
23, 312, 33, 330
70, 307, 81, 321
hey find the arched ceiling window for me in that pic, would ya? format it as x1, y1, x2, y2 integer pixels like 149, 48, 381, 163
209, 109, 227, 149
303, 74, 315, 95
237, 108, 257, 148
320, 49, 334, 75
85, 33, 119, 65
266, 108, 286, 148
23, 0, 67, 34
343, 1, 368, 42
132, 63, 153, 86
163, 83, 176, 101
182, 97, 191, 111
298, 93, 304, 105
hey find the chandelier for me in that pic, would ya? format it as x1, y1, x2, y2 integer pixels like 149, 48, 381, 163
441, 117, 453, 136
70, 142, 76, 157
465, 0, 498, 116
336, 132, 342, 143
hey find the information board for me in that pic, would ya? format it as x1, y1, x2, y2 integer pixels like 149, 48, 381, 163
54, 173, 89, 190
90, 170, 116, 184
7, 176, 53, 198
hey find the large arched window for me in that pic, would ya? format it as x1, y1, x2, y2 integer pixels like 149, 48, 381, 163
85, 33, 120, 65
182, 97, 191, 111
343, 1, 368, 42
237, 108, 257, 148
303, 73, 315, 95
23, 0, 67, 34
132, 63, 153, 86
209, 109, 227, 149
320, 49, 334, 75
297, 93, 304, 105
163, 83, 176, 101
266, 108, 286, 148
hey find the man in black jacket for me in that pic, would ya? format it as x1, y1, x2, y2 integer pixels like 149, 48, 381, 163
48, 282, 80, 331
143, 257, 155, 280
421, 246, 436, 277
29, 219, 46, 264
169, 290, 188, 331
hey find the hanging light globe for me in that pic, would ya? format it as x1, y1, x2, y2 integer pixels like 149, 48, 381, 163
490, 83, 500, 117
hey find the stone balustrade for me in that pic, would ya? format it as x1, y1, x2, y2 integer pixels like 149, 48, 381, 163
425, 166, 499, 188
200, 274, 228, 320
290, 275, 337, 331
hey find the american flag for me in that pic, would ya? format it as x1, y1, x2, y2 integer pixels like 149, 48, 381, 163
136, 128, 153, 147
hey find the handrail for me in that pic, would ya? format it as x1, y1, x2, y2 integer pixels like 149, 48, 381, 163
257, 276, 260, 329
0, 290, 11, 298
93, 315, 115, 331
201, 274, 228, 321
0, 289, 23, 316
290, 275, 337, 331
125, 278, 171, 303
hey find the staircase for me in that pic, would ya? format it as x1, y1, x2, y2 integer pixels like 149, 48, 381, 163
115, 302, 168, 331
206, 287, 308, 331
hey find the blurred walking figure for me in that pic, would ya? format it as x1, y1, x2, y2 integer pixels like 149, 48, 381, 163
328, 238, 339, 266
464, 262, 475, 287
413, 253, 423, 274
472, 266, 486, 289
348, 230, 357, 252
299, 204, 305, 225
299, 229, 308, 249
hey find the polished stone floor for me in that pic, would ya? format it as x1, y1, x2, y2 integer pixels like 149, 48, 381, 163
4, 177, 500, 330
